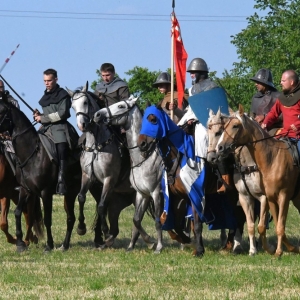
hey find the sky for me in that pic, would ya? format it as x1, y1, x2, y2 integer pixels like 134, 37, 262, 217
1, 0, 261, 132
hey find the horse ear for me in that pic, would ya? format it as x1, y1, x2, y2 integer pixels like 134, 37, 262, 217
238, 104, 244, 116
228, 106, 234, 115
82, 81, 88, 92
65, 87, 74, 97
209, 109, 215, 118
146, 100, 152, 107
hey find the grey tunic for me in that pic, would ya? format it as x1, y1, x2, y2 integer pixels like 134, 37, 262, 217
40, 97, 71, 144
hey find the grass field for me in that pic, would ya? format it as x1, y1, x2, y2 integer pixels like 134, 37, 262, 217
0, 194, 300, 299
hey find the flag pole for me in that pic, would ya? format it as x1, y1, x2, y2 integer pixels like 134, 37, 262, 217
170, 0, 175, 120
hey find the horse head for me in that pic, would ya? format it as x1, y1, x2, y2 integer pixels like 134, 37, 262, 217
207, 108, 230, 163
216, 104, 252, 157
93, 96, 138, 127
67, 82, 99, 132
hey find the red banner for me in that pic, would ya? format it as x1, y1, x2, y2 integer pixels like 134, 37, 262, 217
172, 13, 188, 109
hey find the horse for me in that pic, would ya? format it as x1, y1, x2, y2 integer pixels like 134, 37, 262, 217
207, 108, 274, 255
93, 97, 178, 253
215, 104, 300, 257
0, 96, 114, 252
0, 146, 43, 246
68, 85, 156, 250
137, 105, 245, 256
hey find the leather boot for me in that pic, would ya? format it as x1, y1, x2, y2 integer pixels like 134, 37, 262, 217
217, 174, 231, 194
56, 160, 67, 195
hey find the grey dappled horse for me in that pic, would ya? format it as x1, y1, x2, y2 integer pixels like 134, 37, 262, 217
67, 84, 156, 250
207, 109, 274, 255
93, 96, 165, 253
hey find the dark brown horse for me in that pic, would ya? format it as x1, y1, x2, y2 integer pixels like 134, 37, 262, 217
0, 98, 129, 252
138, 106, 245, 256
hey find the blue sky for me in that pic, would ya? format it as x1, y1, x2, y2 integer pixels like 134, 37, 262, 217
1, 0, 260, 131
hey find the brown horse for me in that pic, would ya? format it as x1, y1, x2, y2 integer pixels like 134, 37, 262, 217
0, 149, 43, 245
138, 106, 245, 256
216, 105, 300, 257
207, 109, 274, 255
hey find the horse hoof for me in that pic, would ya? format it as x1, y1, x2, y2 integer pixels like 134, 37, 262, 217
44, 245, 53, 253
105, 235, 115, 247
147, 243, 156, 250
126, 247, 134, 252
233, 246, 243, 255
16, 244, 27, 253
57, 245, 69, 252
95, 243, 106, 251
192, 250, 204, 258
77, 226, 87, 236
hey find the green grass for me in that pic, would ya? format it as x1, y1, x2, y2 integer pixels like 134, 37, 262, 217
0, 195, 300, 299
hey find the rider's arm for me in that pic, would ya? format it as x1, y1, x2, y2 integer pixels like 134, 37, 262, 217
40, 98, 71, 124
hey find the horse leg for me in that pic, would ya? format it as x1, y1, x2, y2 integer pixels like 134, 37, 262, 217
0, 197, 16, 244
59, 188, 77, 251
42, 193, 54, 252
191, 206, 204, 257
88, 183, 105, 248
277, 198, 298, 256
15, 188, 28, 252
128, 193, 155, 251
153, 190, 164, 254
77, 172, 91, 236
257, 196, 275, 255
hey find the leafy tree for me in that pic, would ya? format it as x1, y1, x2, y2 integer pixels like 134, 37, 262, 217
125, 67, 163, 109
218, 0, 300, 111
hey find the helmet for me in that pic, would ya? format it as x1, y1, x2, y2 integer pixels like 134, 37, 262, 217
250, 68, 275, 88
187, 58, 208, 73
152, 72, 171, 87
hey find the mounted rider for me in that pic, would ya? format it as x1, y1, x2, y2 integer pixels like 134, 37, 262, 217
33, 68, 72, 195
262, 70, 300, 142
94, 63, 130, 107
250, 68, 282, 135
178, 57, 234, 193
153, 71, 188, 124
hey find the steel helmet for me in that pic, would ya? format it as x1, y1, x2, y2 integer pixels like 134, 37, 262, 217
152, 72, 171, 87
250, 68, 275, 88
187, 58, 208, 73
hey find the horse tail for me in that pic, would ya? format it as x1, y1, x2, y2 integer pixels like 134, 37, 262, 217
32, 196, 44, 239
146, 198, 156, 220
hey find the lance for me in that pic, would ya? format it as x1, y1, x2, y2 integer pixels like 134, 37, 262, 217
0, 44, 20, 75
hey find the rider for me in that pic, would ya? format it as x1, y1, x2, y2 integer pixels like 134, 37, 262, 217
153, 72, 188, 124
262, 70, 300, 141
94, 63, 130, 106
178, 58, 233, 193
0, 80, 20, 109
34, 68, 72, 195
250, 68, 282, 135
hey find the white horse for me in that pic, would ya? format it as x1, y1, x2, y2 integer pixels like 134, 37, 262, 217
67, 84, 155, 250
207, 109, 274, 255
93, 96, 166, 253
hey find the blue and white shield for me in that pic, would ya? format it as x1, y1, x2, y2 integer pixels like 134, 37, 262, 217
188, 87, 229, 126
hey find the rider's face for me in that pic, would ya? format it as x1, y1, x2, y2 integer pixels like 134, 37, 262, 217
101, 71, 114, 84
280, 73, 294, 93
43, 74, 57, 91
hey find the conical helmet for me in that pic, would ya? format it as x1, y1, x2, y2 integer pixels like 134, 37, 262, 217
152, 72, 171, 87
250, 68, 275, 88
187, 58, 208, 73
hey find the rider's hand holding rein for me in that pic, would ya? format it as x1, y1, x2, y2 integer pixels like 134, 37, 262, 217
33, 109, 41, 123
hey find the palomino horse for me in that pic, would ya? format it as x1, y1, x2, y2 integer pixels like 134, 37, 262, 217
207, 109, 273, 255
0, 97, 108, 252
216, 105, 300, 257
137, 105, 245, 256
93, 97, 166, 253
68, 85, 156, 250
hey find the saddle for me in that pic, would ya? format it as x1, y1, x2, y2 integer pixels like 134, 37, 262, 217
38, 122, 80, 166
280, 137, 300, 167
